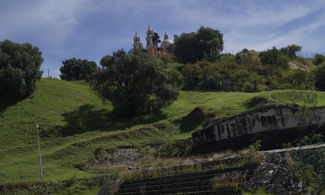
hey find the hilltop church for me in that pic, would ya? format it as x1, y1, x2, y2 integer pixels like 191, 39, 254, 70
133, 26, 173, 58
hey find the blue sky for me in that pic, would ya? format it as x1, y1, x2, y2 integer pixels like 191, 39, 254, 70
1, 0, 325, 78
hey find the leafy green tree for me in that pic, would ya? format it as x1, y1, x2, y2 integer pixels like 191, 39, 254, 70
196, 26, 224, 61
0, 40, 43, 100
160, 56, 174, 65
89, 49, 179, 116
313, 54, 325, 65
60, 58, 97, 81
173, 32, 199, 64
314, 62, 325, 91
173, 26, 223, 64
259, 47, 289, 69
200, 62, 223, 90
235, 48, 250, 65
280, 44, 302, 59
235, 49, 260, 69
167, 68, 183, 88
182, 63, 202, 90
281, 69, 314, 90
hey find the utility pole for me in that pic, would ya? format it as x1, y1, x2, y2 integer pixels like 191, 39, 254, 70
36, 123, 43, 180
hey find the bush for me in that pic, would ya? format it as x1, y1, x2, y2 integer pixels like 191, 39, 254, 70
0, 40, 43, 100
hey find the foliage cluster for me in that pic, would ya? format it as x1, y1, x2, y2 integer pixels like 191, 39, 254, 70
0, 40, 43, 100
279, 44, 302, 59
314, 62, 325, 91
90, 49, 179, 116
313, 54, 325, 65
60, 58, 97, 81
169, 27, 320, 92
165, 48, 314, 92
173, 26, 224, 64
288, 149, 325, 195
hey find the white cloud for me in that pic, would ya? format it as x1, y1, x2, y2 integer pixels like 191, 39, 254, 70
2, 0, 325, 77
0, 0, 91, 44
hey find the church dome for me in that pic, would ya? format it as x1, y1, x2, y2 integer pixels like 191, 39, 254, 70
161, 33, 173, 45
162, 39, 173, 44
161, 32, 173, 48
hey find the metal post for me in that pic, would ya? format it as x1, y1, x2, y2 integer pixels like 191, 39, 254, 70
36, 123, 43, 180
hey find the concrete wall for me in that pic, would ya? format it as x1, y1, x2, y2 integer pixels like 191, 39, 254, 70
192, 105, 325, 148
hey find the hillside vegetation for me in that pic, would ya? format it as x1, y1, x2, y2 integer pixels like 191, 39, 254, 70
1, 78, 325, 184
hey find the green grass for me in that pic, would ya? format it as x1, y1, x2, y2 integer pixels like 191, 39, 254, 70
242, 189, 273, 195
1, 78, 325, 184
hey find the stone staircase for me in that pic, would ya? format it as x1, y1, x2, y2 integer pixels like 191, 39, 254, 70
115, 167, 256, 195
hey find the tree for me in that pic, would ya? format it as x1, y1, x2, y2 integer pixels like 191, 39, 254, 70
235, 49, 260, 69
314, 62, 325, 91
200, 62, 223, 90
60, 58, 97, 81
167, 68, 183, 88
259, 47, 289, 69
182, 63, 202, 90
173, 26, 223, 64
313, 54, 325, 65
280, 69, 314, 90
280, 44, 302, 59
90, 49, 179, 116
0, 40, 43, 100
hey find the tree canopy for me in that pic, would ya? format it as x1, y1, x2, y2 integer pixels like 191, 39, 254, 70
173, 26, 223, 64
279, 44, 302, 59
60, 58, 97, 81
314, 62, 325, 91
90, 49, 179, 116
0, 40, 43, 100
259, 47, 289, 69
313, 54, 325, 65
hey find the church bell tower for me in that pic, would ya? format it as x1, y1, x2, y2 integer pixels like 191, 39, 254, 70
133, 33, 143, 49
146, 25, 159, 57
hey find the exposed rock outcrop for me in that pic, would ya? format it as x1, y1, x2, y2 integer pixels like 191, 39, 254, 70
192, 104, 325, 151
82, 146, 143, 170
247, 154, 304, 194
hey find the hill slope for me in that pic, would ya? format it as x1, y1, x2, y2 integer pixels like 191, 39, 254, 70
1, 78, 325, 183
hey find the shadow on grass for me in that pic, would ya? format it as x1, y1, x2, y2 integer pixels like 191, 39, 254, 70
46, 104, 168, 137
0, 98, 19, 115
179, 107, 218, 132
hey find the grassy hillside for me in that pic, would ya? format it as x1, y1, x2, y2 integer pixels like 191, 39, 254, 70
1, 78, 325, 184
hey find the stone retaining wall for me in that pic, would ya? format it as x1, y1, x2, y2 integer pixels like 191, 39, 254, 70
192, 104, 325, 151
